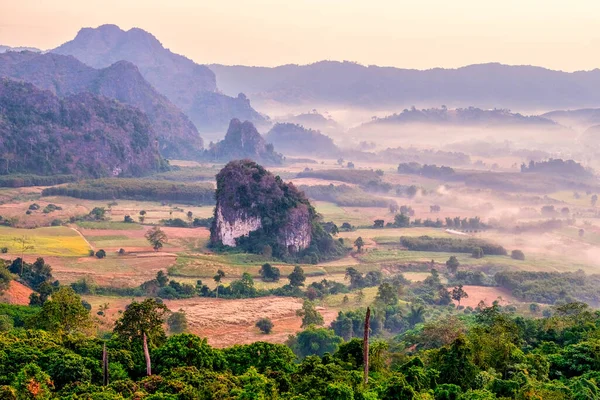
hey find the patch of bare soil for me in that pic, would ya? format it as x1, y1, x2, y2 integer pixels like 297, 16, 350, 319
451, 285, 518, 308
0, 281, 33, 305
166, 296, 338, 348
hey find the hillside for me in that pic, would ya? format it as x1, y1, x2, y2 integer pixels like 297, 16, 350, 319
265, 123, 339, 157
543, 108, 600, 130
53, 24, 267, 132
0, 45, 40, 53
206, 119, 283, 164
209, 61, 600, 110
0, 51, 203, 159
0, 79, 164, 177
276, 111, 342, 133
357, 107, 557, 128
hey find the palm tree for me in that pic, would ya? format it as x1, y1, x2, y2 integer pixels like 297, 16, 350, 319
407, 305, 425, 327
213, 269, 225, 298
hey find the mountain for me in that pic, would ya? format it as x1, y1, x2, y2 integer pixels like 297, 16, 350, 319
264, 123, 339, 157
275, 111, 342, 134
209, 61, 600, 111
53, 24, 267, 132
206, 119, 283, 164
0, 51, 202, 159
0, 45, 41, 53
0, 78, 164, 177
543, 108, 600, 130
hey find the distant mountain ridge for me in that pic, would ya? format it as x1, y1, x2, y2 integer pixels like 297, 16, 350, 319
0, 79, 164, 177
0, 45, 41, 53
0, 51, 203, 159
53, 24, 267, 132
209, 61, 600, 110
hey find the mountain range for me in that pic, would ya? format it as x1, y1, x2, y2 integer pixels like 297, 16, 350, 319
209, 61, 600, 111
0, 51, 203, 159
0, 79, 164, 177
52, 24, 267, 132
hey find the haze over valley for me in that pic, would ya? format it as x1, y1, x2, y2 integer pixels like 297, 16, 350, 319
2, 5, 600, 398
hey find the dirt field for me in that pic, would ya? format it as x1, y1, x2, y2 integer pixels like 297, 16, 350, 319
451, 286, 518, 308
84, 295, 338, 348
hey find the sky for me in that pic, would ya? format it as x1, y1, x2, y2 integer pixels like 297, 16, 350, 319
1, 0, 600, 71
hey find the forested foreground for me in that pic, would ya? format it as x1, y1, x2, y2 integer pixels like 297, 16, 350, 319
2, 290, 600, 399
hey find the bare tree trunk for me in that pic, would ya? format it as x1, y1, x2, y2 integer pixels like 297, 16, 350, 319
102, 342, 109, 386
143, 332, 151, 376
363, 307, 371, 385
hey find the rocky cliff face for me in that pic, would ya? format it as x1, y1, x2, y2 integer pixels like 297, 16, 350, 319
0, 51, 203, 159
207, 119, 283, 164
0, 79, 164, 177
53, 24, 267, 132
210, 160, 312, 253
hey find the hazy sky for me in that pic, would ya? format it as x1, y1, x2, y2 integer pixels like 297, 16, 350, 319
2, 0, 600, 71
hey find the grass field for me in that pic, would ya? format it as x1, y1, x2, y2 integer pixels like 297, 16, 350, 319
0, 226, 90, 256
314, 201, 388, 226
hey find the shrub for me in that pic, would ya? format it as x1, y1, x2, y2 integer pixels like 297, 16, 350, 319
256, 318, 274, 334
0, 247, 7, 254
123, 215, 134, 223
511, 249, 525, 260
472, 247, 484, 259
95, 249, 106, 259
88, 250, 95, 257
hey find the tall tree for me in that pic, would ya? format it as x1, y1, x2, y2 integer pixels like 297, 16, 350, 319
363, 307, 371, 385
288, 266, 306, 287
451, 285, 469, 307
297, 300, 324, 327
213, 269, 225, 298
354, 237, 365, 252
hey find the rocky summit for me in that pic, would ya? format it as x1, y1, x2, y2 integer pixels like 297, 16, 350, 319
206, 119, 283, 164
210, 160, 312, 254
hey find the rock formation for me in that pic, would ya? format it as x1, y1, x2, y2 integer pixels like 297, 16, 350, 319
206, 119, 283, 164
210, 160, 312, 254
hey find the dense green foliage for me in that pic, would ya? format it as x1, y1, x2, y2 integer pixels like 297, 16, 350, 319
495, 270, 600, 305
0, 174, 76, 188
3, 299, 600, 399
299, 184, 392, 207
42, 178, 214, 204
400, 236, 508, 256
398, 162, 456, 178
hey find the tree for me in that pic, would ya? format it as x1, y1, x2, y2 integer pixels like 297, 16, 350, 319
259, 263, 280, 282
287, 326, 342, 358
446, 256, 460, 274
579, 228, 585, 237
156, 270, 169, 287
354, 237, 365, 252
13, 235, 33, 275
373, 220, 384, 228
297, 300, 324, 327
529, 303, 541, 314
0, 265, 11, 295
123, 215, 134, 223
511, 250, 525, 260
375, 283, 398, 305
256, 318, 274, 334
407, 305, 426, 327
167, 310, 188, 334
139, 210, 146, 223
394, 213, 410, 227
145, 226, 168, 251
114, 298, 169, 346
471, 247, 484, 259
213, 269, 225, 298
288, 265, 306, 287
592, 194, 598, 207
95, 249, 106, 259
452, 285, 469, 307
187, 211, 193, 222
114, 298, 169, 375
35, 287, 94, 335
